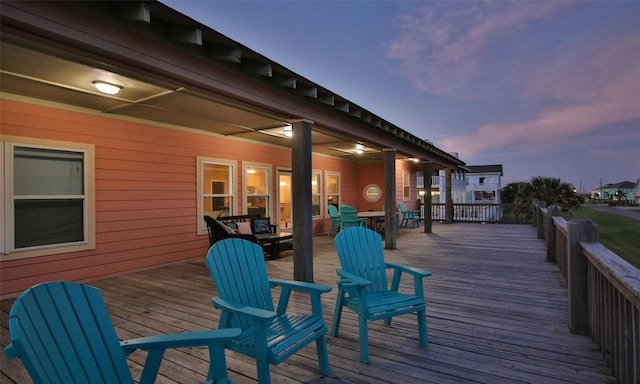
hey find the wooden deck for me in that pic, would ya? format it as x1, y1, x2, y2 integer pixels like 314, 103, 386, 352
1, 223, 615, 383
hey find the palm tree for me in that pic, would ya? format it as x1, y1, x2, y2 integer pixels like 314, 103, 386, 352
500, 182, 530, 204
614, 189, 627, 201
501, 176, 581, 211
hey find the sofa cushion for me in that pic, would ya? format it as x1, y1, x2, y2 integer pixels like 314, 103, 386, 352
251, 217, 272, 234
216, 219, 237, 234
236, 221, 252, 234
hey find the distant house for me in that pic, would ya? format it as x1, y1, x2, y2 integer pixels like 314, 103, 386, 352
465, 165, 504, 204
417, 164, 503, 204
416, 164, 504, 223
590, 181, 638, 202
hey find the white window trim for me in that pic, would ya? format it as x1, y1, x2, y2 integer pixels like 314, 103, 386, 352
325, 171, 341, 217
2, 135, 95, 261
242, 162, 271, 216
197, 157, 236, 236
312, 169, 322, 219
403, 171, 411, 200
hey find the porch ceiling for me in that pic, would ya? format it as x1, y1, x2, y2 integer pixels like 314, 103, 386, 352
0, 39, 385, 161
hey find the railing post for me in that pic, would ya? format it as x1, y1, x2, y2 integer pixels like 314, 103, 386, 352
423, 161, 432, 233
445, 168, 453, 224
546, 205, 562, 262
567, 219, 598, 335
536, 201, 547, 239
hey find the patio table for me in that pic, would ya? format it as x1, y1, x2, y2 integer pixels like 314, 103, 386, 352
358, 211, 385, 230
255, 232, 293, 259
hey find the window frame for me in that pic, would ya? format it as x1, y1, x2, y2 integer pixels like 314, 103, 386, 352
311, 170, 322, 218
325, 171, 341, 215
402, 171, 411, 200
243, 163, 271, 218
197, 157, 236, 235
2, 135, 95, 261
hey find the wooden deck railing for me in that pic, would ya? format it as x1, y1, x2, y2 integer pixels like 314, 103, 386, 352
536, 202, 640, 384
424, 203, 533, 224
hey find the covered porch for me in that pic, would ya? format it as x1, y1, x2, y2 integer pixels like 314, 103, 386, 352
1, 223, 614, 383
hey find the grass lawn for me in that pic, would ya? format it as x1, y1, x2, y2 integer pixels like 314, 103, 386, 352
568, 207, 640, 269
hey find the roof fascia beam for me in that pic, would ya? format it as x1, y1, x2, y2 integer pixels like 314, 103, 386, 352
116, 2, 150, 23
242, 59, 272, 77
209, 45, 241, 63
317, 93, 334, 106
334, 101, 349, 112
168, 26, 203, 45
297, 83, 317, 98
271, 73, 296, 88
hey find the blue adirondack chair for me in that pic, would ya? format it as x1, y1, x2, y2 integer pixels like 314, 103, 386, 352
332, 227, 432, 363
339, 205, 367, 229
398, 202, 420, 228
4, 281, 241, 384
206, 238, 331, 384
327, 204, 342, 236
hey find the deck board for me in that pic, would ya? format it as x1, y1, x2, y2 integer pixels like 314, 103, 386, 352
0, 223, 615, 383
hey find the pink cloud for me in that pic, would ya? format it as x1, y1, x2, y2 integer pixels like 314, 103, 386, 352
441, 97, 639, 157
440, 31, 640, 158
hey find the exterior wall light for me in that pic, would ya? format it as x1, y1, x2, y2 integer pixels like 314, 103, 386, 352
93, 81, 122, 95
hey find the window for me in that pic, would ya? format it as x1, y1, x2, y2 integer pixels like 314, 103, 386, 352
474, 191, 496, 201
479, 177, 486, 184
403, 172, 411, 199
244, 164, 270, 217
2, 137, 95, 260
197, 157, 235, 234
326, 172, 340, 213
311, 171, 321, 217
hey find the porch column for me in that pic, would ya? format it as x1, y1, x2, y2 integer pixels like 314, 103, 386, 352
423, 162, 432, 233
291, 119, 314, 282
383, 149, 397, 249
445, 168, 453, 224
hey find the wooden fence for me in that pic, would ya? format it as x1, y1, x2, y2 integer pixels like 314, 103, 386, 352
535, 202, 640, 384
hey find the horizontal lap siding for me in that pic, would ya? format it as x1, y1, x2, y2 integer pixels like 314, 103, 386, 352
0, 100, 281, 297
311, 156, 360, 233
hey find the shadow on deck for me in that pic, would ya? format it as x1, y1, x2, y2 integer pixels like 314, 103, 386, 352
1, 223, 615, 383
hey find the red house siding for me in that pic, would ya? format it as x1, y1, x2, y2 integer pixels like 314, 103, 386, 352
0, 102, 286, 293
1, 99, 387, 297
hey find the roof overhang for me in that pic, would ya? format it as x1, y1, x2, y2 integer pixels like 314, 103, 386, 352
0, 0, 465, 169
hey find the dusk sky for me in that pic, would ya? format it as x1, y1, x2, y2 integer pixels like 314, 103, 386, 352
163, 1, 639, 193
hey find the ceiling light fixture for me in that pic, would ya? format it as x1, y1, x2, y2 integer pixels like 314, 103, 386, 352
355, 143, 364, 155
282, 125, 293, 137
93, 80, 122, 95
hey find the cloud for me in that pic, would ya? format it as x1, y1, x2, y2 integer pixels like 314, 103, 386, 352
384, 1, 571, 98
440, 31, 640, 158
442, 97, 639, 158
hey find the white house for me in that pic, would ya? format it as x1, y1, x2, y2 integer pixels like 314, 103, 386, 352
465, 165, 504, 204
417, 164, 503, 205
590, 180, 637, 202
416, 164, 504, 222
